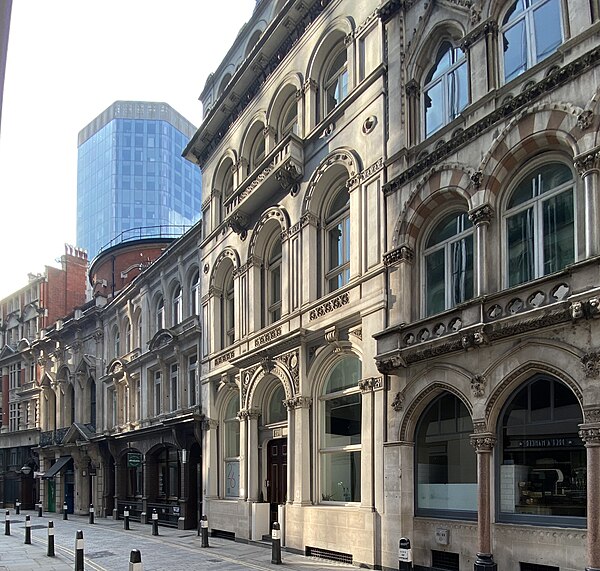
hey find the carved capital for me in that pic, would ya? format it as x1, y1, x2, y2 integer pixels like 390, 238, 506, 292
303, 78, 318, 93
579, 424, 600, 445
405, 79, 419, 98
284, 396, 312, 410
358, 376, 384, 393
574, 148, 600, 176
383, 244, 414, 267
237, 408, 261, 421
468, 204, 493, 226
470, 433, 496, 452
582, 351, 600, 378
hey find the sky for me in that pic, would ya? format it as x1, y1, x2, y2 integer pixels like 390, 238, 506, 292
0, 0, 256, 300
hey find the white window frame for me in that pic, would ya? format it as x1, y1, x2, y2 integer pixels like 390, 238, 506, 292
169, 363, 178, 412
264, 235, 282, 325
323, 44, 349, 118
223, 394, 240, 499
173, 286, 183, 325
191, 272, 200, 316
156, 297, 165, 331
500, 0, 564, 84
503, 161, 576, 288
325, 185, 351, 294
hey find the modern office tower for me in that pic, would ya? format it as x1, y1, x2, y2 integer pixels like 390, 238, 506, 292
77, 101, 202, 260
0, 0, 13, 136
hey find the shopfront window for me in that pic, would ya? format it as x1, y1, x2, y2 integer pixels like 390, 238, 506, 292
157, 447, 179, 499
499, 377, 585, 525
416, 393, 477, 517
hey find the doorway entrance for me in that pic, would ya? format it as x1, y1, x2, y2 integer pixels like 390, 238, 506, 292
267, 438, 287, 525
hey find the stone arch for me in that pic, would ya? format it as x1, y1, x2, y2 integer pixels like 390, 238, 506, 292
392, 164, 474, 248
240, 112, 268, 168
305, 16, 354, 83
209, 247, 240, 290
242, 361, 296, 411
247, 206, 290, 260
478, 103, 584, 207
301, 148, 362, 216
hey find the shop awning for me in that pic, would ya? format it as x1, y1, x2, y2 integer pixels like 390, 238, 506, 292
42, 456, 72, 479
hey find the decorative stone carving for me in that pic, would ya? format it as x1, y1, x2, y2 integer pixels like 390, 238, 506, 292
470, 170, 483, 188
468, 204, 493, 225
376, 354, 406, 373
260, 357, 274, 374
228, 213, 248, 239
255, 327, 282, 348
584, 408, 600, 423
470, 374, 486, 398
284, 396, 312, 410
309, 292, 350, 321
579, 424, 600, 444
582, 352, 600, 378
383, 244, 414, 266
391, 391, 404, 412
276, 162, 302, 195
237, 408, 261, 421
470, 433, 496, 451
405, 79, 419, 98
574, 149, 600, 176
347, 158, 384, 189
577, 109, 593, 130
359, 377, 383, 392
275, 350, 300, 393
214, 351, 235, 366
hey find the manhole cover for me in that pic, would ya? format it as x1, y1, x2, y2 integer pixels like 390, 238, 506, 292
86, 551, 115, 559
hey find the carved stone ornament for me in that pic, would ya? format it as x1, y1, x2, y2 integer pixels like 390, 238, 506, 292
276, 162, 302, 195
376, 355, 407, 373
577, 109, 594, 130
582, 352, 600, 378
228, 213, 248, 239
260, 357, 274, 374
584, 408, 600, 423
405, 79, 419, 98
391, 391, 404, 412
579, 424, 600, 444
284, 396, 312, 410
237, 408, 261, 421
468, 204, 493, 225
359, 377, 383, 392
574, 149, 600, 177
383, 244, 414, 267
470, 433, 496, 451
470, 374, 486, 398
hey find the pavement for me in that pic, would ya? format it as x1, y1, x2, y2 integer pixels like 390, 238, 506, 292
0, 510, 355, 570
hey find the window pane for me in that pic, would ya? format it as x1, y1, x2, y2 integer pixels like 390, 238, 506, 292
321, 451, 361, 502
269, 385, 287, 424
324, 357, 362, 394
503, 20, 528, 82
450, 61, 468, 119
450, 235, 474, 306
426, 248, 445, 316
416, 394, 476, 512
329, 222, 344, 269
507, 208, 535, 287
225, 460, 240, 498
542, 190, 574, 275
425, 80, 444, 137
533, 0, 562, 60
324, 393, 361, 448
427, 212, 472, 248
500, 379, 585, 518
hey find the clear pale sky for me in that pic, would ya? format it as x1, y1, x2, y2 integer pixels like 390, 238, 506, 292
0, 0, 256, 300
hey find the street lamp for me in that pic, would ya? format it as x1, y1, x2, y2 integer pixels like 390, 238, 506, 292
20, 465, 32, 476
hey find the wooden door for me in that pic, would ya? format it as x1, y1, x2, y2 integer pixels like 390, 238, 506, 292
267, 438, 287, 524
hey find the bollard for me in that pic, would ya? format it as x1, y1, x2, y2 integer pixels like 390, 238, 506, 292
200, 514, 209, 548
15, 499, 20, 515
75, 529, 85, 571
47, 520, 55, 557
24, 515, 31, 544
38, 503, 43, 517
124, 506, 130, 530
5, 510, 10, 536
63, 502, 68, 521
89, 504, 95, 525
398, 537, 413, 571
271, 521, 282, 565
151, 509, 159, 536
129, 549, 143, 571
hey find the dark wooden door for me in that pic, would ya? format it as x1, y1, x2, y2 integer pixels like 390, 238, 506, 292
267, 438, 287, 524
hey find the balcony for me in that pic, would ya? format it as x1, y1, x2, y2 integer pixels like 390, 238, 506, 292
375, 261, 600, 372
224, 134, 303, 228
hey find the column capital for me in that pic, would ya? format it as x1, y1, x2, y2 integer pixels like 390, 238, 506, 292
470, 433, 496, 452
284, 396, 312, 410
579, 423, 600, 445
574, 147, 600, 177
405, 79, 419, 98
469, 204, 494, 226
237, 408, 261, 421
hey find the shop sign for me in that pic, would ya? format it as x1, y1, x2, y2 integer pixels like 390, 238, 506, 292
514, 437, 579, 448
127, 453, 143, 468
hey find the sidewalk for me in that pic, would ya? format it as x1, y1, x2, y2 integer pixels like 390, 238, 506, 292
0, 510, 355, 570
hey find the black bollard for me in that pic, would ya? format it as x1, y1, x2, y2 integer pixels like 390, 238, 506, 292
75, 529, 85, 571
4, 510, 10, 536
24, 515, 31, 544
200, 514, 209, 548
47, 520, 55, 557
124, 506, 130, 530
89, 504, 94, 525
271, 521, 282, 565
398, 537, 413, 571
129, 549, 142, 571
151, 509, 159, 536
38, 503, 43, 517
63, 502, 68, 521
15, 499, 20, 515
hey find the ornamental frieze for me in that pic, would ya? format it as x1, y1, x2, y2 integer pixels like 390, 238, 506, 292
214, 351, 235, 367
255, 327, 282, 348
309, 292, 350, 321
347, 158, 384, 189
359, 376, 384, 392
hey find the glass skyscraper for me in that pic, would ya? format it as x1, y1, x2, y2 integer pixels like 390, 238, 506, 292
77, 101, 202, 260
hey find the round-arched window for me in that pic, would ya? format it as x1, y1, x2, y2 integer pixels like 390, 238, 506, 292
498, 376, 585, 525
415, 393, 476, 517
268, 384, 286, 424
224, 394, 240, 498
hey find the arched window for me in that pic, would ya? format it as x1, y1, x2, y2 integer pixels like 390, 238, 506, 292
505, 162, 575, 287
264, 236, 282, 325
224, 394, 240, 498
415, 393, 476, 517
501, 0, 563, 83
113, 326, 121, 358
498, 376, 585, 525
424, 211, 474, 316
323, 44, 348, 117
221, 268, 235, 348
125, 321, 132, 354
190, 271, 200, 316
326, 184, 351, 293
423, 41, 467, 137
249, 129, 266, 172
218, 73, 232, 97
156, 297, 165, 331
320, 356, 361, 503
172, 285, 182, 325
137, 314, 143, 350
268, 384, 286, 424
278, 96, 298, 140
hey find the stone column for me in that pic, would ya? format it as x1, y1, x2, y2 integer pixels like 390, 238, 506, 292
470, 433, 497, 571
384, 245, 414, 325
302, 79, 318, 133
359, 378, 376, 509
245, 409, 261, 502
237, 410, 248, 501
141, 459, 150, 523
575, 148, 600, 259
405, 80, 419, 147
201, 418, 219, 500
469, 203, 493, 297
300, 214, 319, 305
579, 422, 600, 571
288, 397, 312, 505
263, 125, 276, 155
